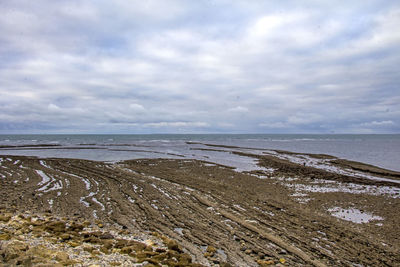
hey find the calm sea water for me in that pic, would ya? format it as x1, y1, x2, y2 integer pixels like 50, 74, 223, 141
0, 134, 399, 171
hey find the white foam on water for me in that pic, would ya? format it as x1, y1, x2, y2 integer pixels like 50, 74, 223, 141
80, 197, 90, 207
39, 160, 51, 169
36, 170, 51, 186
82, 177, 91, 190
92, 197, 105, 210
328, 207, 383, 224
284, 181, 400, 198
42, 181, 63, 192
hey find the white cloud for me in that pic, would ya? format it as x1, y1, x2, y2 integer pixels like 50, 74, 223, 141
144, 122, 209, 128
361, 120, 394, 127
129, 103, 145, 112
228, 106, 249, 113
0, 1, 399, 133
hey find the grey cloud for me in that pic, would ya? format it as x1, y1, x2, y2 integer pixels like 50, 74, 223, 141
0, 0, 399, 133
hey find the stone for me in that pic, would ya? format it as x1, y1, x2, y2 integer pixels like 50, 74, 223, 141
55, 251, 69, 262
60, 233, 71, 241
257, 259, 275, 266
3, 241, 29, 261
101, 239, 114, 249
206, 245, 217, 254
44, 221, 66, 233
178, 253, 192, 264
210, 257, 219, 264
0, 233, 11, 240
91, 250, 101, 256
83, 245, 95, 253
0, 215, 11, 222
166, 239, 181, 252
68, 241, 81, 247
152, 253, 168, 261
155, 248, 166, 253
100, 246, 109, 254
99, 233, 114, 239
68, 223, 85, 232
121, 246, 133, 254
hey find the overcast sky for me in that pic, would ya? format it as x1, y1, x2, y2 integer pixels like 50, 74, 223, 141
0, 0, 399, 134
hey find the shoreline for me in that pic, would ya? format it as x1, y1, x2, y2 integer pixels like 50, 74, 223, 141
1, 151, 399, 266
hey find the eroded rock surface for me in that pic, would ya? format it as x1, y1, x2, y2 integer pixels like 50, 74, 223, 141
1, 154, 399, 266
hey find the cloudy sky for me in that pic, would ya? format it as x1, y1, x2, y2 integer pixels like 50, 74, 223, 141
1, 0, 399, 134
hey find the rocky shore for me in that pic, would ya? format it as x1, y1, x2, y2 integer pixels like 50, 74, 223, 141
1, 149, 399, 266
0, 208, 205, 266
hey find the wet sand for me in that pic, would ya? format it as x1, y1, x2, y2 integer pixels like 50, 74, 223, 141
0, 147, 399, 266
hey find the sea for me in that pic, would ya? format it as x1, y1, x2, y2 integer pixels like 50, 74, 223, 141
0, 134, 399, 172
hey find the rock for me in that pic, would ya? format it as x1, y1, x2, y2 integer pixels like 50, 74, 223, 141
60, 233, 71, 241
99, 233, 114, 239
145, 239, 155, 247
101, 239, 114, 249
83, 245, 95, 253
257, 259, 275, 266
121, 246, 133, 254
44, 221, 66, 233
0, 233, 11, 240
204, 252, 213, 258
178, 253, 192, 264
245, 249, 252, 255
2, 241, 29, 261
206, 245, 217, 254
152, 252, 168, 261
91, 250, 101, 256
83, 236, 101, 244
166, 239, 182, 252
68, 223, 85, 232
82, 221, 91, 227
155, 248, 166, 253
68, 241, 81, 247
0, 215, 11, 222
210, 257, 219, 264
151, 231, 161, 237
55, 251, 69, 262
114, 239, 129, 248
100, 246, 109, 254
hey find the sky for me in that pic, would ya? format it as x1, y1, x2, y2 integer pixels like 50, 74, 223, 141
0, 0, 399, 134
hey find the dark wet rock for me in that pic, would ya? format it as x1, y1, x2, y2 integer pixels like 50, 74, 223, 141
44, 221, 66, 233
99, 233, 114, 239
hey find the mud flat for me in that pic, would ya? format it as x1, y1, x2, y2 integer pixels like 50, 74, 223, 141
0, 149, 399, 266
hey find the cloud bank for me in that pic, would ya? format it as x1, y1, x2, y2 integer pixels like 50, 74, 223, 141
0, 0, 399, 133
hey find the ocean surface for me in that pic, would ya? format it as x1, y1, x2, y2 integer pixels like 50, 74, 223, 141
0, 134, 399, 172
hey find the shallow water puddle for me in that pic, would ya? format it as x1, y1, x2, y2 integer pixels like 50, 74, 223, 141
328, 207, 383, 224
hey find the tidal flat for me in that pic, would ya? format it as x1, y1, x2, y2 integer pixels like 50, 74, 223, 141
0, 146, 399, 266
